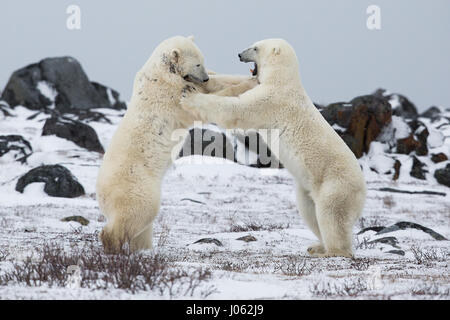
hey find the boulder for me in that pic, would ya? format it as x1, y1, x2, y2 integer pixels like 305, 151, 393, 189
178, 128, 282, 168
396, 121, 428, 156
1, 57, 126, 114
396, 134, 420, 155
374, 89, 418, 119
15, 165, 85, 198
434, 164, 450, 188
0, 135, 32, 163
179, 128, 235, 162
431, 153, 448, 163
42, 116, 104, 153
320, 95, 392, 158
420, 106, 441, 120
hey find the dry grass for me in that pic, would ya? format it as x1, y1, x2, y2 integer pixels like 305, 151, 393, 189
229, 222, 290, 233
410, 245, 448, 266
411, 283, 450, 297
0, 241, 214, 298
274, 256, 316, 277
310, 278, 368, 297
350, 257, 374, 271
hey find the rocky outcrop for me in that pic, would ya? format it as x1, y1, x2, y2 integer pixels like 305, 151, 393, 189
374, 89, 418, 119
42, 116, 104, 153
179, 128, 282, 168
0, 135, 32, 163
320, 94, 392, 158
15, 165, 85, 198
1, 57, 126, 114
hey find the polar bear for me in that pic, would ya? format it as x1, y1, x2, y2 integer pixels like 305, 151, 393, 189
97, 36, 257, 253
180, 39, 366, 258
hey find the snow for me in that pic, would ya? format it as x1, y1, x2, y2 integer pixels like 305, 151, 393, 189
392, 116, 411, 140
0, 105, 449, 300
36, 81, 57, 109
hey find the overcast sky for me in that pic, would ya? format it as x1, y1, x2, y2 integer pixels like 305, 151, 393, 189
1, 0, 449, 110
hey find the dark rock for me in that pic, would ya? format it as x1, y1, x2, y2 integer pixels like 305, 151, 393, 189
357, 226, 386, 235
414, 125, 429, 156
42, 116, 104, 153
391, 94, 418, 119
320, 95, 392, 158
179, 128, 235, 162
0, 135, 32, 163
393, 159, 401, 180
376, 187, 446, 197
431, 153, 448, 163
1, 63, 50, 111
396, 134, 420, 155
410, 156, 427, 180
178, 128, 282, 168
420, 106, 441, 120
236, 235, 257, 242
61, 216, 90, 226
386, 250, 405, 256
180, 198, 206, 205
434, 164, 450, 188
374, 89, 418, 119
15, 164, 85, 198
376, 221, 447, 241
368, 236, 400, 248
91, 82, 127, 110
1, 57, 126, 114
192, 238, 223, 246
235, 130, 282, 168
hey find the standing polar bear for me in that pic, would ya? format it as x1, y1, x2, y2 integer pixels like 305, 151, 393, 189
97, 36, 257, 253
181, 39, 366, 257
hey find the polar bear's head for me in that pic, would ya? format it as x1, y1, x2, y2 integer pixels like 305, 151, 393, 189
159, 36, 209, 84
238, 39, 299, 81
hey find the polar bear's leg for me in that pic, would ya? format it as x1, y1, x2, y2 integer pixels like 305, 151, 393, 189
130, 224, 153, 251
296, 186, 324, 255
313, 184, 356, 258
100, 187, 160, 253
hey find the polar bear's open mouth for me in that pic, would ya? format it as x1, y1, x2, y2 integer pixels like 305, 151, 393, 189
250, 63, 258, 76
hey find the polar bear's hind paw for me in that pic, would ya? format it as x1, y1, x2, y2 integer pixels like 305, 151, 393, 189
307, 243, 326, 255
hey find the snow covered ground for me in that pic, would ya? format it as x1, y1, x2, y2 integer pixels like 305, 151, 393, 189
0, 106, 449, 300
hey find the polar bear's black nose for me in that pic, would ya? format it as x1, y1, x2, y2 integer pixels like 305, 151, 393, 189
238, 53, 242, 59
203, 76, 209, 83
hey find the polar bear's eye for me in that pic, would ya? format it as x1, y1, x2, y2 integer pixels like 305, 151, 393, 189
254, 47, 257, 51
196, 64, 201, 67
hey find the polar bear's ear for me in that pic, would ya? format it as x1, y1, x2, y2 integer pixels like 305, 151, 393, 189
187, 35, 195, 42
272, 47, 281, 56
171, 49, 180, 63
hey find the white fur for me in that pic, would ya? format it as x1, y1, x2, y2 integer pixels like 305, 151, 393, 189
180, 39, 366, 258
96, 36, 257, 253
